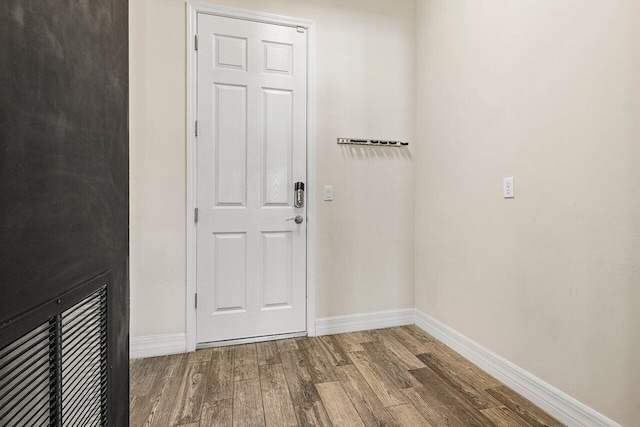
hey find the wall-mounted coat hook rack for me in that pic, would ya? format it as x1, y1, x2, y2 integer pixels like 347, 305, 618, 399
337, 138, 409, 147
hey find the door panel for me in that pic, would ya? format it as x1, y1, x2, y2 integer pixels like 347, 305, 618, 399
212, 233, 247, 313
263, 42, 293, 75
263, 88, 293, 206
196, 13, 307, 343
214, 84, 247, 206
262, 231, 293, 308
215, 35, 247, 71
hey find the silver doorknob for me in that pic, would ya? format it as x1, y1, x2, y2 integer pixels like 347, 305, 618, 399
286, 215, 304, 224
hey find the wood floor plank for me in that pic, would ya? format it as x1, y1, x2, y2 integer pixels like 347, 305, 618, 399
129, 354, 175, 426
316, 335, 351, 366
280, 349, 322, 406
129, 358, 145, 392
146, 353, 189, 427
437, 351, 499, 390
294, 401, 333, 427
234, 379, 266, 427
333, 332, 366, 353
486, 386, 563, 427
417, 352, 502, 410
428, 346, 502, 390
389, 327, 433, 355
360, 328, 383, 343
387, 403, 433, 427
260, 364, 297, 427
200, 399, 233, 427
276, 338, 300, 353
129, 359, 143, 397
187, 348, 214, 364
410, 367, 497, 427
361, 340, 422, 389
169, 360, 209, 426
130, 355, 166, 397
203, 347, 234, 402
316, 381, 365, 427
402, 386, 467, 427
257, 341, 281, 366
481, 405, 532, 427
298, 338, 338, 383
130, 358, 142, 370
233, 343, 259, 382
348, 351, 406, 407
402, 325, 484, 372
334, 364, 399, 427
378, 329, 427, 370
405, 325, 500, 389
403, 325, 439, 345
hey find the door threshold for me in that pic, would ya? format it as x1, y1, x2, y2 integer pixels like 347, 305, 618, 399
196, 331, 307, 349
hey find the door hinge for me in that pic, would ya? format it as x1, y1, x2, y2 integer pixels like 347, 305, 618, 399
194, 208, 199, 223
195, 120, 198, 137
296, 26, 305, 33
195, 293, 198, 309
195, 34, 199, 51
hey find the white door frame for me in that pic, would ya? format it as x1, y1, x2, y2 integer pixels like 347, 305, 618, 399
185, 2, 316, 351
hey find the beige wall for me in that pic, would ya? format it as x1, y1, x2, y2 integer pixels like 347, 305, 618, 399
131, 0, 639, 421
129, 0, 416, 337
414, 0, 640, 425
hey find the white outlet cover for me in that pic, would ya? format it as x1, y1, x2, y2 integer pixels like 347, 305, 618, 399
504, 177, 514, 198
324, 186, 333, 201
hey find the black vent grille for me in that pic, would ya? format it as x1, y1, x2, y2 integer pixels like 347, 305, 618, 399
0, 286, 107, 426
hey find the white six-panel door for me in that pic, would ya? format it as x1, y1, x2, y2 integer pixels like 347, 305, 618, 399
196, 14, 307, 343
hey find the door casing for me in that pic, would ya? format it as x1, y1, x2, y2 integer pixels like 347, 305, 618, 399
185, 2, 317, 351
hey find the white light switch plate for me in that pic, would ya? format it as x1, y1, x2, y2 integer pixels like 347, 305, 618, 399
504, 177, 515, 198
324, 186, 333, 201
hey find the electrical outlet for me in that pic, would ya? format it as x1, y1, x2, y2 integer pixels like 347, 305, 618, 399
504, 177, 514, 198
324, 186, 333, 201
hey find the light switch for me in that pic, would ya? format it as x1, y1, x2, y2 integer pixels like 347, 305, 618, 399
324, 186, 333, 201
504, 177, 514, 198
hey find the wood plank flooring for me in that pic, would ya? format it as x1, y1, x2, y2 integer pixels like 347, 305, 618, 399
130, 326, 564, 427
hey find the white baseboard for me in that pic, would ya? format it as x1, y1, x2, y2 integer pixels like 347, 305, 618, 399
315, 308, 414, 336
413, 309, 621, 427
131, 307, 414, 358
130, 333, 187, 359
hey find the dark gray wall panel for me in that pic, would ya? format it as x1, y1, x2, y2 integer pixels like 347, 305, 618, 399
0, 1, 129, 425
